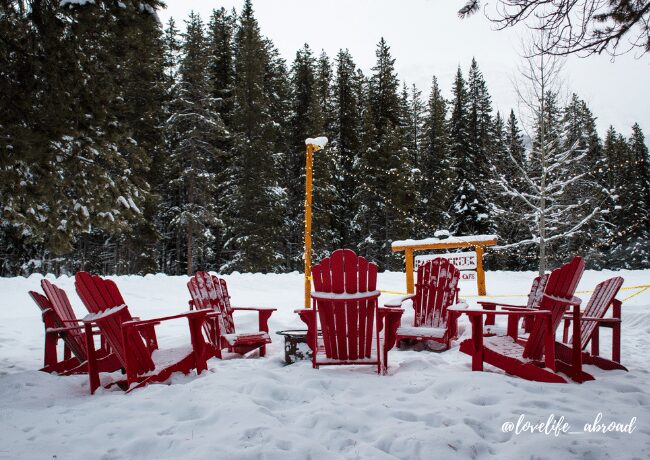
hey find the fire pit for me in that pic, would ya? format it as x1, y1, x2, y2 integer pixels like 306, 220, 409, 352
276, 329, 318, 365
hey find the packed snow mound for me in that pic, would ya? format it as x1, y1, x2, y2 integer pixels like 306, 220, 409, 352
0, 270, 648, 458
305, 136, 328, 148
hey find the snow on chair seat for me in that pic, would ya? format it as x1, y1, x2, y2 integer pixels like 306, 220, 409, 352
187, 272, 276, 359
483, 336, 532, 362
222, 332, 271, 347
75, 272, 209, 394
455, 256, 586, 383
296, 249, 403, 375
394, 258, 462, 350
396, 326, 446, 339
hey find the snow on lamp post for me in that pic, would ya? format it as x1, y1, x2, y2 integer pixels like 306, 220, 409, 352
304, 137, 328, 309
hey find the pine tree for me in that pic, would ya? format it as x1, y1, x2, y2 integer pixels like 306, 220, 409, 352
165, 12, 228, 275
332, 49, 363, 249
311, 51, 341, 261
222, 0, 286, 272
448, 65, 491, 236
559, 94, 610, 265
451, 58, 494, 236
207, 7, 236, 125
419, 76, 453, 236
605, 124, 650, 267
354, 38, 414, 268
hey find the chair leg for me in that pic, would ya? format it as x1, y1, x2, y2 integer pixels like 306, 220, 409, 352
84, 323, 100, 395
470, 315, 483, 371
612, 299, 622, 363
591, 328, 600, 357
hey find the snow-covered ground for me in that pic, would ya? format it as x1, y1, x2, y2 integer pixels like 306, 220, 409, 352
1, 270, 648, 459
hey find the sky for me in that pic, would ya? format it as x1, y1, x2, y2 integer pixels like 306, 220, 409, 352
159, 0, 649, 140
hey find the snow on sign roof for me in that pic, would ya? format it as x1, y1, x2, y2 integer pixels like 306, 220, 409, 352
392, 234, 498, 249
60, 0, 96, 5
305, 137, 328, 149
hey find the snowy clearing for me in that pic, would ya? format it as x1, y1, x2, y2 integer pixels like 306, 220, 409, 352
1, 270, 649, 459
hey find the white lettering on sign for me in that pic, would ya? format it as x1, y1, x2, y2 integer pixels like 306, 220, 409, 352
414, 252, 477, 270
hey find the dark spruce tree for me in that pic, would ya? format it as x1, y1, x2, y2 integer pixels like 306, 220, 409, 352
354, 38, 415, 269
332, 49, 364, 249
165, 12, 228, 275
221, 0, 286, 272
419, 76, 453, 237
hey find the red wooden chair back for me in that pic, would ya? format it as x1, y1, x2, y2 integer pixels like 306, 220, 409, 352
574, 276, 624, 349
39, 280, 87, 360
75, 273, 155, 374
523, 256, 585, 360
527, 273, 549, 309
413, 258, 460, 329
312, 249, 380, 361
187, 272, 235, 336
75, 271, 125, 313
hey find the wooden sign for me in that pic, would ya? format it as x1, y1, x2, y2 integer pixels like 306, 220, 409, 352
415, 252, 477, 270
391, 234, 498, 296
460, 272, 476, 281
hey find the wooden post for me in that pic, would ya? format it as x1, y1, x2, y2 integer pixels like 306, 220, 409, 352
405, 248, 414, 294
475, 245, 486, 296
304, 144, 314, 309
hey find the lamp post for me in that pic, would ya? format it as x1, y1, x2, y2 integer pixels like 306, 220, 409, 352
304, 137, 327, 308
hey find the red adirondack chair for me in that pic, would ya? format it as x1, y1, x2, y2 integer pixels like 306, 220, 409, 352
296, 249, 404, 374
557, 276, 626, 372
479, 273, 550, 335
29, 279, 120, 375
386, 258, 463, 350
75, 272, 209, 394
187, 272, 276, 358
451, 256, 585, 383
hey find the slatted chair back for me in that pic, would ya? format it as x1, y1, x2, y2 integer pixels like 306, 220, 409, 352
527, 273, 550, 308
40, 280, 87, 360
573, 276, 624, 349
75, 273, 155, 374
413, 258, 460, 329
75, 271, 125, 313
523, 256, 585, 360
311, 249, 380, 361
187, 272, 235, 335
30, 289, 89, 362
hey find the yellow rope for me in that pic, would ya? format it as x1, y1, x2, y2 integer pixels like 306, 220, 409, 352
380, 284, 650, 300
621, 287, 649, 302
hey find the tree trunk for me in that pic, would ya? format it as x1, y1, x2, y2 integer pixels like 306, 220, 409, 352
187, 220, 193, 276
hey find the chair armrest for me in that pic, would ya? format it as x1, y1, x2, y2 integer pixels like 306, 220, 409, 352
378, 306, 404, 314
232, 307, 278, 312
46, 324, 88, 333
580, 317, 621, 323
477, 301, 527, 309
501, 306, 538, 312
542, 294, 582, 307
232, 307, 275, 333
457, 308, 551, 317
122, 310, 207, 327
447, 300, 469, 313
383, 294, 415, 308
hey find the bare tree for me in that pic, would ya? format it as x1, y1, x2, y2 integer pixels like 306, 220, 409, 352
459, 0, 650, 57
492, 32, 604, 275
